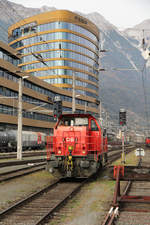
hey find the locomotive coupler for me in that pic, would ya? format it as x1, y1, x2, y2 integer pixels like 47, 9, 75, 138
66, 145, 74, 177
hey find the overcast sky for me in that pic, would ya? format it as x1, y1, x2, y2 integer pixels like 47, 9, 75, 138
9, 0, 150, 29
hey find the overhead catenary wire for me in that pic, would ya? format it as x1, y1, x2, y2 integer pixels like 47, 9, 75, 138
141, 60, 149, 134
140, 28, 150, 134
2, 2, 150, 121
100, 28, 150, 131
0, 0, 52, 67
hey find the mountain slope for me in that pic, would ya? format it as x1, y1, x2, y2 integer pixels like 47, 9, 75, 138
0, 1, 149, 128
0, 0, 56, 42
86, 13, 147, 118
124, 19, 150, 48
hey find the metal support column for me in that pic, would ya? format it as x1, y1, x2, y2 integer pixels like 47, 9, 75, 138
17, 78, 22, 160
72, 72, 75, 113
121, 126, 125, 164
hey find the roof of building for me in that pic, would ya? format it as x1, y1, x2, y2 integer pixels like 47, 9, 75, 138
0, 41, 21, 59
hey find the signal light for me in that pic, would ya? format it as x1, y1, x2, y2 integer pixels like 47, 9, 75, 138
53, 96, 62, 121
54, 114, 57, 120
119, 109, 126, 126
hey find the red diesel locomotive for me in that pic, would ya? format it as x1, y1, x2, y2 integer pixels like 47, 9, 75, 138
46, 114, 108, 177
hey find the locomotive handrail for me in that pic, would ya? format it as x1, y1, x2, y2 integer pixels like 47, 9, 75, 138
46, 113, 108, 177
46, 134, 105, 159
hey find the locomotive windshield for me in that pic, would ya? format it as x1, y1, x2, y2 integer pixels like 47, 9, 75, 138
58, 117, 88, 127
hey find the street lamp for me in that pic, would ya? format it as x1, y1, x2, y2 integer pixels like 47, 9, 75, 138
72, 71, 87, 113
72, 94, 80, 113
17, 75, 29, 160
72, 72, 76, 113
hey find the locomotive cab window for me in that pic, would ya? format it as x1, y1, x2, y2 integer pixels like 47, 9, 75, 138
58, 117, 88, 127
90, 119, 99, 131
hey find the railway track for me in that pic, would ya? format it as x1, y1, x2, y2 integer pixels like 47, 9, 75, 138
116, 180, 150, 225
102, 147, 150, 225
0, 145, 135, 183
0, 144, 134, 160
0, 145, 136, 225
0, 162, 46, 183
107, 145, 135, 163
0, 158, 46, 168
0, 150, 46, 160
0, 177, 92, 225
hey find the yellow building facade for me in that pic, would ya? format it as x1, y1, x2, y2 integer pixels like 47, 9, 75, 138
8, 10, 100, 105
0, 40, 100, 133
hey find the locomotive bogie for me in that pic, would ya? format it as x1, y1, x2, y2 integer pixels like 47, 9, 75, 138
47, 155, 103, 177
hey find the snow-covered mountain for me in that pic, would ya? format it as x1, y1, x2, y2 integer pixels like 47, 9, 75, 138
87, 13, 147, 118
0, 0, 150, 128
124, 19, 150, 48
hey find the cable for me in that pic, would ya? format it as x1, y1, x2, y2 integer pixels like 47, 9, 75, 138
140, 29, 150, 134
141, 61, 149, 135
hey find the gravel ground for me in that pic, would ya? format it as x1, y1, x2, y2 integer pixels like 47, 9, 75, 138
0, 170, 56, 211
0, 168, 116, 225
48, 151, 138, 225
0, 151, 137, 225
51, 173, 115, 225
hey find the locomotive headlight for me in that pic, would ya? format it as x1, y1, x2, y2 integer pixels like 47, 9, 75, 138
68, 146, 73, 151
82, 145, 86, 154
58, 150, 61, 154
68, 155, 72, 160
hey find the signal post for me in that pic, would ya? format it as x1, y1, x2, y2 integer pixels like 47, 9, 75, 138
119, 108, 126, 164
53, 96, 62, 121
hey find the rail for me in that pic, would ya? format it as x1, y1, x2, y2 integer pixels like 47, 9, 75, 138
0, 175, 95, 225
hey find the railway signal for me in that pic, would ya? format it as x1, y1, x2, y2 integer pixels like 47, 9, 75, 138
119, 108, 126, 126
53, 96, 62, 121
119, 108, 126, 164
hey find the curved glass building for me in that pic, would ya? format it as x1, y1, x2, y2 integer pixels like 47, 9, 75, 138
8, 10, 100, 105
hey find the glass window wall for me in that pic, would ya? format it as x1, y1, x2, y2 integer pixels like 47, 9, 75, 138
21, 59, 99, 75
32, 69, 98, 83
63, 87, 98, 99
21, 50, 96, 66
9, 21, 99, 43
0, 69, 98, 108
0, 50, 19, 66
10, 31, 98, 52
19, 41, 98, 60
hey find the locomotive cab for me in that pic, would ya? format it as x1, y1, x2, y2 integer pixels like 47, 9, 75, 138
46, 114, 108, 177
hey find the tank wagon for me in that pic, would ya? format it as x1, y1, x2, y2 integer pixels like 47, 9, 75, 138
0, 130, 46, 152
46, 114, 108, 177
